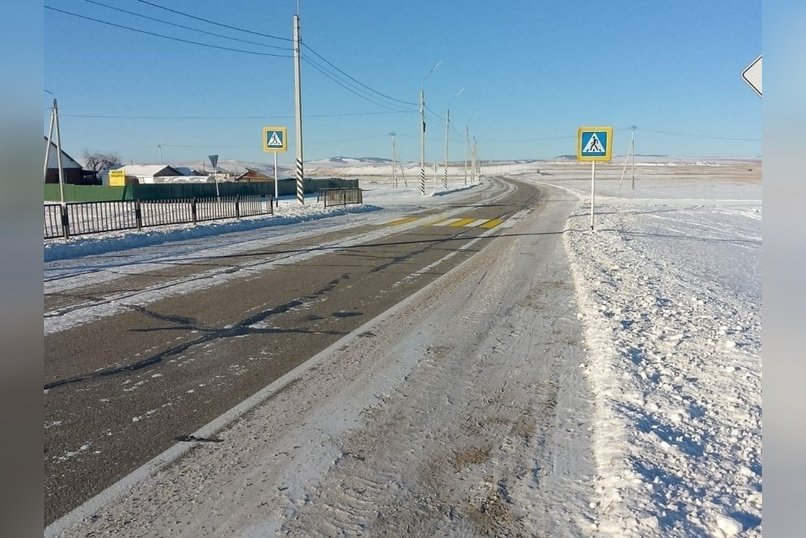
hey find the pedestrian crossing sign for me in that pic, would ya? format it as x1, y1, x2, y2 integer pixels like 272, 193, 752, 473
577, 126, 613, 161
262, 126, 288, 153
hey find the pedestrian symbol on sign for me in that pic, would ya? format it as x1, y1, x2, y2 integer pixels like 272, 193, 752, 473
583, 133, 604, 153
268, 131, 283, 148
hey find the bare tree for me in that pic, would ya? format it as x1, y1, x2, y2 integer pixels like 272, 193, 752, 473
83, 151, 122, 172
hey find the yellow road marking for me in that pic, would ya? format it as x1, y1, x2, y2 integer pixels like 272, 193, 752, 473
385, 215, 507, 229
449, 218, 477, 227
480, 218, 504, 229
383, 216, 421, 226
431, 218, 462, 227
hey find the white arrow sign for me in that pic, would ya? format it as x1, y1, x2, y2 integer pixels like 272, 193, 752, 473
742, 55, 762, 97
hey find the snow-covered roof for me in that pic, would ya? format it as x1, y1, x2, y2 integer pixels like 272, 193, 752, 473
173, 166, 203, 176
115, 165, 183, 177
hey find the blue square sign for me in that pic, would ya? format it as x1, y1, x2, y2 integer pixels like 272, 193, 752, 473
577, 126, 613, 161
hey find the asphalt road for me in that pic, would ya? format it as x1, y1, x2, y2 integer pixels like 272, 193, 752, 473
44, 176, 543, 525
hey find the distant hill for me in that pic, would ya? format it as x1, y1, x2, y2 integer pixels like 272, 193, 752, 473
313, 156, 393, 165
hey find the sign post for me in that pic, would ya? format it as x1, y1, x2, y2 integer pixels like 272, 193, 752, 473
263, 126, 288, 207
577, 126, 614, 231
208, 154, 220, 199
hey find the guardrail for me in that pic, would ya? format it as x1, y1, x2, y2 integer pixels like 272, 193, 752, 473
44, 195, 274, 240
318, 188, 363, 208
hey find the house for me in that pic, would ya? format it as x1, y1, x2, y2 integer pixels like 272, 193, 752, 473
235, 168, 275, 182
43, 137, 99, 185
110, 164, 185, 185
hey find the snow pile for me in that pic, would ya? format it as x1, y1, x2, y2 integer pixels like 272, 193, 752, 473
534, 167, 762, 536
44, 197, 380, 262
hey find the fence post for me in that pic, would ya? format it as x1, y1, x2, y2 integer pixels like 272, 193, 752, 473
270, 195, 274, 215
235, 195, 240, 219
343, 190, 347, 207
135, 199, 142, 230
61, 204, 70, 239
191, 198, 197, 225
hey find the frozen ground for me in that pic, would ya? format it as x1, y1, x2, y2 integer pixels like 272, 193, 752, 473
531, 160, 762, 537
45, 158, 762, 537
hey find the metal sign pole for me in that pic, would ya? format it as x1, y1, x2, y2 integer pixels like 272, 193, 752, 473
273, 151, 279, 207
590, 161, 596, 231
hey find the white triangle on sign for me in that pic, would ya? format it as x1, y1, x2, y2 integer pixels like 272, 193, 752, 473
268, 132, 283, 147
583, 133, 605, 153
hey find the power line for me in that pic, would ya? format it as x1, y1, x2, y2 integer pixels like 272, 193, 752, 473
59, 111, 415, 119
45, 6, 292, 57
302, 43, 417, 107
640, 127, 760, 142
135, 0, 292, 42
303, 56, 415, 113
83, 0, 292, 52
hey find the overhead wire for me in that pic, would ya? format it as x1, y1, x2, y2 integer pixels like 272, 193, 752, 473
83, 0, 292, 52
301, 43, 418, 107
639, 127, 760, 142
45, 5, 292, 57
303, 55, 415, 113
134, 0, 292, 42
59, 111, 415, 119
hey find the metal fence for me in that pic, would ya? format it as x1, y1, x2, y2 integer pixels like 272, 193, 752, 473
319, 188, 363, 208
44, 195, 274, 240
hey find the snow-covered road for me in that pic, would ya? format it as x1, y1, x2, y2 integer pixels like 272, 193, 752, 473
46, 160, 762, 537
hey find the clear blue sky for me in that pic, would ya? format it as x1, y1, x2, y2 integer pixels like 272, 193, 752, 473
44, 0, 762, 166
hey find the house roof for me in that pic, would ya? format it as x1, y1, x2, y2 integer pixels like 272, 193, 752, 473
173, 166, 203, 176
115, 165, 183, 177
44, 137, 83, 169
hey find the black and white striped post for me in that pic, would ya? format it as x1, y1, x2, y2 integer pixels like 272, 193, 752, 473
293, 14, 305, 205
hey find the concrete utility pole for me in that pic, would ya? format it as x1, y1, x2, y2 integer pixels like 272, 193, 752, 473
44, 98, 66, 206
419, 88, 426, 195
444, 109, 449, 190
444, 88, 463, 191
390, 132, 398, 188
292, 14, 305, 204
464, 125, 469, 185
619, 125, 637, 190
471, 137, 478, 183
631, 125, 636, 189
419, 61, 440, 196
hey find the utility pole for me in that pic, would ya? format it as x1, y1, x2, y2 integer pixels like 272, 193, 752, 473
419, 61, 440, 196
444, 88, 462, 191
390, 132, 398, 188
44, 98, 66, 206
471, 137, 478, 183
619, 125, 637, 190
444, 109, 449, 190
292, 13, 305, 204
631, 125, 636, 189
419, 88, 426, 195
464, 125, 469, 185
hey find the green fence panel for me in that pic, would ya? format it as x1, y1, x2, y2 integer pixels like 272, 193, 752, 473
45, 178, 359, 202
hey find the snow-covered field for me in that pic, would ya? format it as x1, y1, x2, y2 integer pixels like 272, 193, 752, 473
530, 161, 762, 536
45, 158, 761, 536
